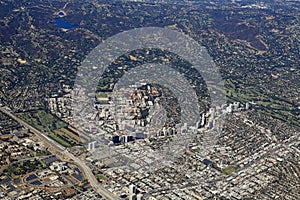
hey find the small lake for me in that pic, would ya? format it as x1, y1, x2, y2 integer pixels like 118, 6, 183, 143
53, 18, 77, 30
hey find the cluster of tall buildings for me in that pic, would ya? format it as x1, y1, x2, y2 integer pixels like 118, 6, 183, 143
87, 141, 97, 151
128, 185, 144, 200
87, 100, 252, 150
200, 102, 251, 130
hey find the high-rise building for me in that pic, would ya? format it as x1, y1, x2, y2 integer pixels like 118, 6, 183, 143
123, 135, 128, 143
245, 102, 250, 110
201, 113, 206, 127
227, 103, 234, 113
129, 194, 136, 200
195, 121, 200, 129
87, 141, 96, 151
233, 102, 240, 110
181, 123, 188, 134
208, 119, 215, 129
129, 184, 136, 194
136, 194, 144, 200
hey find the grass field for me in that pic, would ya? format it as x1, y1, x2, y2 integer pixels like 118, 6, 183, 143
53, 128, 81, 145
226, 80, 300, 128
49, 132, 72, 147
222, 166, 236, 175
17, 110, 83, 147
17, 110, 67, 132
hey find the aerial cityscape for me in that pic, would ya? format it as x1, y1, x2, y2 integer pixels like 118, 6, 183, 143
0, 0, 299, 199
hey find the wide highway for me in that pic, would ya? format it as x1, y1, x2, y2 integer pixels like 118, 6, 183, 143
0, 106, 120, 200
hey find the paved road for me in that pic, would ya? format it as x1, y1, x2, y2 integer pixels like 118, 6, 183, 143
0, 107, 120, 200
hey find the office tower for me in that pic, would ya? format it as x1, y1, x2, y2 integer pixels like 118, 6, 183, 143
245, 102, 250, 110
129, 184, 136, 194
129, 194, 136, 200
137, 194, 144, 200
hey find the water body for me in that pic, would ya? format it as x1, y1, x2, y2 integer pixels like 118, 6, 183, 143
53, 18, 77, 30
